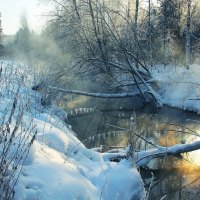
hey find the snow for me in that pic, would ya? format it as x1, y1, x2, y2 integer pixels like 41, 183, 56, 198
135, 139, 200, 167
4, 60, 200, 199
152, 64, 200, 113
0, 60, 145, 200
16, 112, 145, 200
180, 135, 200, 165
14, 142, 99, 200
92, 160, 145, 200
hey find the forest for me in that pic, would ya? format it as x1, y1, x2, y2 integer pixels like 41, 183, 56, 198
4, 0, 200, 104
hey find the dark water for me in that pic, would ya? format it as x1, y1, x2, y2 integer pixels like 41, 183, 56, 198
67, 101, 200, 200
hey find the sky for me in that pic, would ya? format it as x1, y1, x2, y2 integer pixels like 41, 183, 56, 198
0, 0, 154, 35
0, 0, 51, 35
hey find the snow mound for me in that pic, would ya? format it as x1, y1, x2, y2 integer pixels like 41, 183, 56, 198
14, 142, 99, 200
17, 111, 145, 200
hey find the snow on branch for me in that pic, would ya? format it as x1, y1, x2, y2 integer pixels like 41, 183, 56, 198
136, 141, 200, 166
49, 86, 146, 98
103, 141, 200, 167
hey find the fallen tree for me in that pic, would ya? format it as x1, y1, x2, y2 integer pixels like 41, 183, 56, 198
102, 140, 200, 167
49, 86, 147, 98
32, 84, 163, 107
136, 141, 200, 166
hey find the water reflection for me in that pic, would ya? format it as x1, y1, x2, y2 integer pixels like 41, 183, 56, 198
68, 105, 200, 199
145, 165, 200, 200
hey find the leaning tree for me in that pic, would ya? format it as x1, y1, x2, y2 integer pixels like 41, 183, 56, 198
42, 0, 162, 106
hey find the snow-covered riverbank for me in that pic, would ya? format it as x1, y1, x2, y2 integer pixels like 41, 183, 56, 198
152, 64, 200, 113
0, 60, 145, 199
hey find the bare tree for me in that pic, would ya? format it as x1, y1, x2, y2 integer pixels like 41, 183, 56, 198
148, 0, 153, 67
185, 0, 191, 69
134, 0, 139, 69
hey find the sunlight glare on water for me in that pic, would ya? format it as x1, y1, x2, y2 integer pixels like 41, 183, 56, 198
185, 136, 200, 165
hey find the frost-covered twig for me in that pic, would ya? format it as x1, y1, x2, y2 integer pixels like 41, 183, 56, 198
146, 172, 154, 200
0, 61, 38, 199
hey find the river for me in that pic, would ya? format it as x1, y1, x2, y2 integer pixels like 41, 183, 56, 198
66, 98, 200, 200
